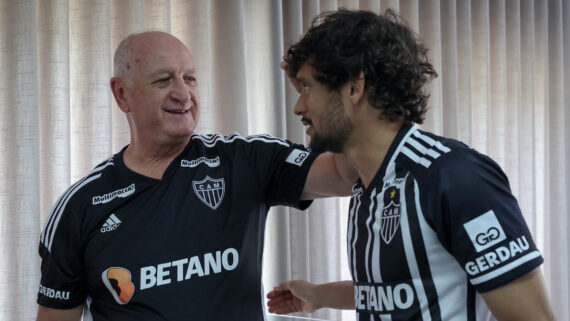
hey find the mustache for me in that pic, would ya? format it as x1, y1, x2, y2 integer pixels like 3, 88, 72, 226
301, 117, 312, 125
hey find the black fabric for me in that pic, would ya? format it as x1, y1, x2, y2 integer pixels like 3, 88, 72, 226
348, 125, 543, 320
38, 133, 317, 321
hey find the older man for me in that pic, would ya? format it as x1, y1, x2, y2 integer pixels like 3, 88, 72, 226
36, 31, 355, 321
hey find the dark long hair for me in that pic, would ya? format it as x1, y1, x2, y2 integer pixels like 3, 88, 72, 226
285, 9, 437, 124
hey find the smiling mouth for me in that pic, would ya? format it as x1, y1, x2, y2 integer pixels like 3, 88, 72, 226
164, 106, 192, 114
301, 117, 312, 126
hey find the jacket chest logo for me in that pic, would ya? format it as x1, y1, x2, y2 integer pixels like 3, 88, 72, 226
381, 186, 401, 244
192, 176, 225, 210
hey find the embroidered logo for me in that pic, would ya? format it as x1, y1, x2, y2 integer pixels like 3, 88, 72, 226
381, 186, 401, 244
101, 213, 122, 233
192, 176, 225, 210
463, 210, 507, 252
102, 267, 135, 305
285, 149, 310, 167
181, 156, 220, 168
92, 184, 135, 205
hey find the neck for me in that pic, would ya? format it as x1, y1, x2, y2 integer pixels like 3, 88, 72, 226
344, 119, 404, 188
123, 137, 190, 179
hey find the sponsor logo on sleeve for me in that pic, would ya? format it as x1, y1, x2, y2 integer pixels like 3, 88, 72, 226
181, 156, 220, 168
92, 184, 135, 205
463, 210, 507, 252
464, 235, 532, 277
285, 149, 310, 167
192, 176, 225, 210
39, 285, 70, 300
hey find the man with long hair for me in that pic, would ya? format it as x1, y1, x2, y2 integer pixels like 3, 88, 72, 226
268, 9, 555, 320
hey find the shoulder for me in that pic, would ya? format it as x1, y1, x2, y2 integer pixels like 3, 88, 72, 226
396, 130, 506, 189
40, 155, 116, 249
61, 156, 117, 206
190, 132, 292, 148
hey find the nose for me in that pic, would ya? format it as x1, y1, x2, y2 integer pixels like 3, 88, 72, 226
170, 77, 191, 104
293, 92, 307, 116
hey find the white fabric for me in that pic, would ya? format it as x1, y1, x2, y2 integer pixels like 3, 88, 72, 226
0, 1, 568, 320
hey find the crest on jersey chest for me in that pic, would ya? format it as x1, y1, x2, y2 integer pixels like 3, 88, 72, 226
381, 186, 401, 244
192, 176, 225, 210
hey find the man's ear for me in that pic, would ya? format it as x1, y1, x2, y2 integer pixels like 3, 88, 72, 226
348, 72, 365, 104
110, 77, 130, 113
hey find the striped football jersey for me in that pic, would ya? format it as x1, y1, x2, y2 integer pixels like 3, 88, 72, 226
347, 123, 542, 321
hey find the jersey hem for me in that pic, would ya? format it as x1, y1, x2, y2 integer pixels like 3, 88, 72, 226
474, 256, 543, 293
37, 297, 84, 310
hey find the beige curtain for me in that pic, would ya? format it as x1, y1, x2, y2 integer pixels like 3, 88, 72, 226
0, 1, 568, 320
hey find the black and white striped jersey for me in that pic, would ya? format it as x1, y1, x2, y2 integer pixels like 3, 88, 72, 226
347, 123, 543, 321
38, 132, 316, 321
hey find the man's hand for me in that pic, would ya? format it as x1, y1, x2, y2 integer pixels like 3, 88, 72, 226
266, 280, 320, 314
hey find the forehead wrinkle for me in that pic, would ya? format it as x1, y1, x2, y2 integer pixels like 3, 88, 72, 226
132, 51, 195, 75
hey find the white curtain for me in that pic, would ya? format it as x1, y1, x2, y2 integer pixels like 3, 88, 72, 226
0, 1, 568, 320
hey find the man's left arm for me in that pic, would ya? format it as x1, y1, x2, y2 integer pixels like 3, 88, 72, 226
301, 152, 358, 200
481, 268, 556, 321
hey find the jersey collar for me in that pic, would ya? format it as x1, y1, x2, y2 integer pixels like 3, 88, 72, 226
353, 122, 417, 194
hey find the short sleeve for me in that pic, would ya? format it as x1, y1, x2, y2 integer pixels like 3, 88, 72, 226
238, 136, 317, 210
421, 149, 543, 293
37, 198, 86, 309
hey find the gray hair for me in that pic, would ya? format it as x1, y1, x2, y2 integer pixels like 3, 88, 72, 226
113, 32, 140, 87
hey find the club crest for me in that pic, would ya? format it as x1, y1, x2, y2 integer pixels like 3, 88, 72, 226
192, 176, 225, 210
381, 186, 401, 244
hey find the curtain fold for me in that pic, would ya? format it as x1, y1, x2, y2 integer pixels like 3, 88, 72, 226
546, 1, 569, 317
0, 1, 568, 320
0, 0, 40, 317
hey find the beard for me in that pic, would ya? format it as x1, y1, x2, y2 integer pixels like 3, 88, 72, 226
308, 92, 354, 154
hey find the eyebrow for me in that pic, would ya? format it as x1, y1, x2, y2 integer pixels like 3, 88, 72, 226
151, 68, 196, 76
296, 76, 310, 84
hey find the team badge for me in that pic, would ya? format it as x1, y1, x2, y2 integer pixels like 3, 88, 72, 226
192, 176, 225, 210
381, 186, 401, 244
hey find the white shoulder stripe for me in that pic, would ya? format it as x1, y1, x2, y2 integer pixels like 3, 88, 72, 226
192, 132, 290, 147
402, 146, 432, 168
469, 251, 542, 285
408, 137, 442, 159
244, 136, 290, 146
42, 173, 102, 251
41, 159, 114, 243
384, 126, 418, 180
41, 158, 113, 251
412, 131, 451, 153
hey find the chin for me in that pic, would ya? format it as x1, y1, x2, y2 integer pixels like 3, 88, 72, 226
309, 141, 335, 154
165, 128, 194, 141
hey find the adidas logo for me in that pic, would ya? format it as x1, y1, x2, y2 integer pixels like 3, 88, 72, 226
101, 214, 122, 233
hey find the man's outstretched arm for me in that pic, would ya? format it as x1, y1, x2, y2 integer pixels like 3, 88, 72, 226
267, 280, 354, 314
301, 153, 358, 200
481, 268, 556, 321
37, 305, 82, 321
